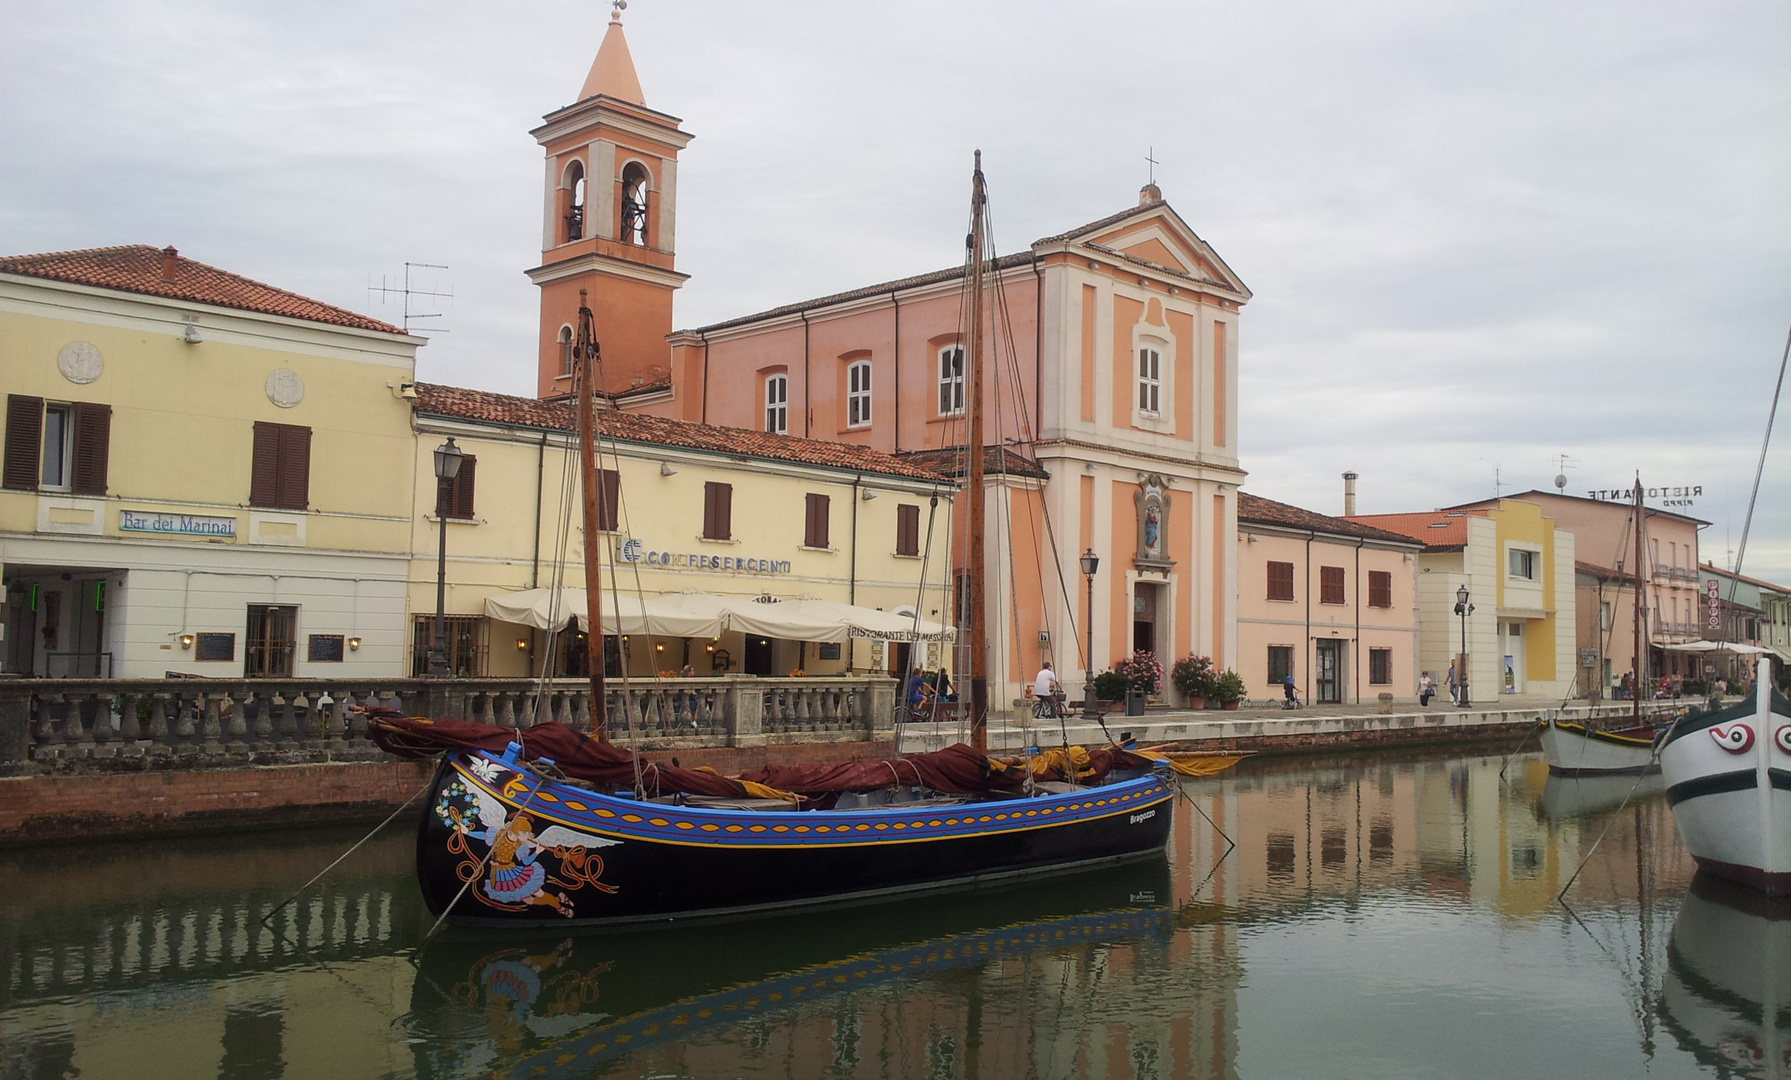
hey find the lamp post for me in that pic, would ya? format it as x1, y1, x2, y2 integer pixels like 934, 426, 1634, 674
1080, 548, 1100, 717
431, 437, 464, 676
1453, 584, 1473, 707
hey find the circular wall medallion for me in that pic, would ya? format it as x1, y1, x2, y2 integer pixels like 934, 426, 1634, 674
265, 369, 305, 408
56, 342, 103, 384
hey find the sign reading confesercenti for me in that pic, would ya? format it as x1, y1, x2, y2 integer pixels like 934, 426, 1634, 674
118, 510, 237, 537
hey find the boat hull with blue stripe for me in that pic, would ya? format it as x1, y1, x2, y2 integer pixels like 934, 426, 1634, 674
417, 748, 1177, 926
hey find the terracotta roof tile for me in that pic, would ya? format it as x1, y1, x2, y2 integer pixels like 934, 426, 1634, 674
1346, 509, 1490, 551
0, 244, 402, 335
1237, 493, 1425, 546
414, 383, 950, 483
693, 252, 1036, 335
895, 445, 1051, 481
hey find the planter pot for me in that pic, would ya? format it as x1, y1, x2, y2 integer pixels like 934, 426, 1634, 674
1105, 700, 1124, 714
1221, 700, 1240, 710
1186, 697, 1206, 710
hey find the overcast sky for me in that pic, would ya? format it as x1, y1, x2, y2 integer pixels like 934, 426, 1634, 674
4, 0, 1787, 583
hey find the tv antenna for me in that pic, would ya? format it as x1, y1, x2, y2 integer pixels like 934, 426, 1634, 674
1551, 452, 1575, 492
369, 262, 453, 334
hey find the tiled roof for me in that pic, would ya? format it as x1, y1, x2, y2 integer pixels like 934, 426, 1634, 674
693, 252, 1037, 334
895, 445, 1052, 482
414, 383, 950, 483
1450, 491, 1711, 527
1700, 562, 1790, 593
1346, 509, 1490, 551
1032, 199, 1167, 246
0, 245, 402, 334
1236, 493, 1424, 546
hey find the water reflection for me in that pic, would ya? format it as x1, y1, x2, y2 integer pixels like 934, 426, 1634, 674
2, 748, 1782, 1079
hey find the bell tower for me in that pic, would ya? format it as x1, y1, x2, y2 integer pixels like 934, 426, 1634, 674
527, 4, 692, 399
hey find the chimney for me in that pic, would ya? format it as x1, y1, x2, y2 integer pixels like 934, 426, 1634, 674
160, 246, 178, 282
1343, 471, 1359, 517
1139, 182, 1162, 206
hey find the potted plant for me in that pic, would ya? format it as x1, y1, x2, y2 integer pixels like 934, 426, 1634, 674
1212, 668, 1247, 710
1092, 670, 1129, 711
1115, 650, 1163, 716
1171, 654, 1217, 709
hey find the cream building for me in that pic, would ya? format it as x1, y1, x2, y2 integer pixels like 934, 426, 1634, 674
0, 245, 421, 678
1353, 500, 1577, 700
407, 384, 955, 679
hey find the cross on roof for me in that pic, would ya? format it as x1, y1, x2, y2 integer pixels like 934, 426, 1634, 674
1146, 147, 1159, 185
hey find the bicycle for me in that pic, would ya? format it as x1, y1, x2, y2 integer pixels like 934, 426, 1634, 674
1032, 691, 1067, 720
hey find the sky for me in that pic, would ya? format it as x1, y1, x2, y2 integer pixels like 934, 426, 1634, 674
3, 0, 1787, 582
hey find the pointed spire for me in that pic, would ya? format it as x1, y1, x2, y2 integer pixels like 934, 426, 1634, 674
578, 2, 645, 105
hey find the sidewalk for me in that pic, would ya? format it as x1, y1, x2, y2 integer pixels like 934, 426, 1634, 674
896, 695, 1681, 757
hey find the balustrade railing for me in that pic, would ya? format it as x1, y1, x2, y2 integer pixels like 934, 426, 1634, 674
0, 675, 898, 771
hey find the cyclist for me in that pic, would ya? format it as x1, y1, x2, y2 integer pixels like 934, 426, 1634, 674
1033, 661, 1066, 718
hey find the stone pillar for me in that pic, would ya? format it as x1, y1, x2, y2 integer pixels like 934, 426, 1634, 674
0, 677, 33, 774
869, 678, 896, 741
727, 676, 765, 748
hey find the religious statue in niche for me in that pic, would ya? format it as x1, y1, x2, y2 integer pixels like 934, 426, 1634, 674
1134, 475, 1174, 570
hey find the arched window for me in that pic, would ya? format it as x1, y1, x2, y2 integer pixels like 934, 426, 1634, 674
564, 161, 586, 243
620, 162, 649, 246
846, 359, 873, 427
764, 374, 788, 434
937, 345, 964, 415
559, 325, 575, 376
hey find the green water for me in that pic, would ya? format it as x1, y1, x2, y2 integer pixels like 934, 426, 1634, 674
2, 747, 1783, 1079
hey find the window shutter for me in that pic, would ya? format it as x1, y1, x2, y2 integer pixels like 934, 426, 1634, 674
277, 425, 311, 510
805, 493, 829, 548
453, 456, 477, 518
3, 395, 43, 492
250, 422, 280, 507
703, 481, 720, 539
1368, 570, 1392, 609
897, 504, 920, 556
1320, 566, 1346, 605
597, 468, 619, 531
1267, 561, 1295, 602
717, 483, 732, 539
69, 403, 110, 495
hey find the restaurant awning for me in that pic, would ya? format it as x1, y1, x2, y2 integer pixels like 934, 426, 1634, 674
483, 589, 954, 643
1663, 641, 1771, 655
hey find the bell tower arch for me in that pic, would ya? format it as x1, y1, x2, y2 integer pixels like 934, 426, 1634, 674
527, 5, 693, 399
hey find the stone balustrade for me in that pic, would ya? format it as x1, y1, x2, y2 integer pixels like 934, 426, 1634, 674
0, 674, 898, 773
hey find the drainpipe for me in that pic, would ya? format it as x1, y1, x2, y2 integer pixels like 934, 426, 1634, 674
850, 474, 861, 607
530, 432, 547, 588
800, 311, 811, 437
1305, 530, 1315, 703
1354, 537, 1365, 703
1031, 252, 1044, 440
699, 330, 710, 426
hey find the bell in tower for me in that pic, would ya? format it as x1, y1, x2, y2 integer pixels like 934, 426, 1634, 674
526, 2, 693, 400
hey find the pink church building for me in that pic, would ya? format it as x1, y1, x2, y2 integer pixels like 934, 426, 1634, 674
527, 12, 1252, 704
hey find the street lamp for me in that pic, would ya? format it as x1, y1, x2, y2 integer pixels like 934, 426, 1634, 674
1453, 584, 1474, 707
431, 437, 464, 676
1080, 548, 1100, 717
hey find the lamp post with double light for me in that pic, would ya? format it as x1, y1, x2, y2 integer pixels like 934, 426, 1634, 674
1454, 584, 1474, 707
1080, 548, 1100, 717
430, 437, 464, 676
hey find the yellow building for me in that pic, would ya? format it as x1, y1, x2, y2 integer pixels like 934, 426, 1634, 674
407, 384, 956, 679
1353, 500, 1577, 699
0, 245, 422, 677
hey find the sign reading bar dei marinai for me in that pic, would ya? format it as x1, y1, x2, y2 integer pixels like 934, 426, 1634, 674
119, 510, 237, 538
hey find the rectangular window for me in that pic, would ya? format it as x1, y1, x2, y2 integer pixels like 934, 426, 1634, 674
1369, 648, 1392, 685
1267, 561, 1295, 602
307, 634, 346, 662
410, 614, 486, 677
764, 375, 788, 435
703, 481, 733, 541
244, 604, 296, 677
3, 396, 109, 494
437, 455, 477, 519
938, 346, 964, 415
594, 468, 620, 531
1319, 565, 1346, 605
895, 504, 921, 556
1508, 549, 1535, 580
1267, 645, 1294, 686
195, 632, 235, 662
1368, 570, 1392, 609
1137, 347, 1161, 415
847, 360, 872, 427
41, 404, 71, 489
250, 422, 311, 511
804, 492, 830, 548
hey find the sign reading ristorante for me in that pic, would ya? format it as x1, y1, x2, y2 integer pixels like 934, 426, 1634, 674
617, 539, 790, 574
118, 510, 237, 537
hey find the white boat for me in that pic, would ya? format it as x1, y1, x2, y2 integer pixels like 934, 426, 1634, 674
1660, 657, 1791, 895
1538, 717, 1660, 776
1658, 874, 1791, 1077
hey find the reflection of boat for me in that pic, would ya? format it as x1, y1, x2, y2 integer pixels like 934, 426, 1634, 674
1657, 873, 1791, 1078
1660, 661, 1791, 895
1539, 770, 1665, 821
1538, 718, 1660, 776
402, 859, 1173, 1079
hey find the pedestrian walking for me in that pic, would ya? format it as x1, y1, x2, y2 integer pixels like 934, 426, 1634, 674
1419, 672, 1434, 707
1446, 662, 1459, 706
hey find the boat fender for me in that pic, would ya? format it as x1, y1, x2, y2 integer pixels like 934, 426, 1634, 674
500, 741, 522, 767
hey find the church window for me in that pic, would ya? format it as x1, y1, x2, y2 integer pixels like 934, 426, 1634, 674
764, 374, 788, 435
847, 359, 872, 427
937, 346, 964, 415
564, 161, 586, 243
1138, 347, 1161, 415
620, 162, 649, 246
558, 325, 575, 376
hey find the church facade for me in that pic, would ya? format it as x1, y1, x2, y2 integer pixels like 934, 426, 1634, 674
528, 11, 1252, 705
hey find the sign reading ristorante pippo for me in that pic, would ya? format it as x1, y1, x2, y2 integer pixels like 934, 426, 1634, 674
617, 538, 791, 574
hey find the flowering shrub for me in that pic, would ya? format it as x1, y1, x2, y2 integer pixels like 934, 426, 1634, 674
1171, 654, 1217, 699
1092, 670, 1129, 701
1115, 650, 1164, 694
1212, 668, 1247, 704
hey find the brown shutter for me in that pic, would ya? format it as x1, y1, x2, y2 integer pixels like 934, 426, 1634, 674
1267, 561, 1295, 601
896, 504, 920, 556
70, 402, 111, 495
441, 456, 476, 519
3, 395, 43, 491
702, 481, 719, 539
710, 482, 731, 540
596, 468, 619, 531
250, 422, 280, 507
1320, 566, 1346, 605
1368, 570, 1392, 609
277, 425, 311, 510
805, 493, 829, 548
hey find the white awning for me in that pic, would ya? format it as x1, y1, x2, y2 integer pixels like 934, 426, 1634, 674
728, 597, 954, 643
483, 589, 954, 643
1663, 640, 1771, 655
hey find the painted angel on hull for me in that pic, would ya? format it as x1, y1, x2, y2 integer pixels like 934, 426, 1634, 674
440, 771, 620, 918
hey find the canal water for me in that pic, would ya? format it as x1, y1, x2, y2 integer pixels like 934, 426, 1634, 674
3, 746, 1785, 1080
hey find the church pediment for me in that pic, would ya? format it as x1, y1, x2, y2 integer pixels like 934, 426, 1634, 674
1038, 202, 1250, 300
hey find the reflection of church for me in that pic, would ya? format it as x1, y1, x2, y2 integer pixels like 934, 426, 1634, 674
528, 10, 1250, 702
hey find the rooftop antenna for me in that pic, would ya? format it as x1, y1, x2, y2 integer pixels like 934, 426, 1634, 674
1494, 465, 1504, 498
1552, 452, 1574, 492
612, 0, 626, 19
369, 262, 453, 335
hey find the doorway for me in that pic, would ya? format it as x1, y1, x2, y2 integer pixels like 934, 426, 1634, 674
1315, 640, 1344, 704
744, 635, 775, 676
245, 605, 296, 677
1502, 622, 1525, 693
1132, 583, 1161, 656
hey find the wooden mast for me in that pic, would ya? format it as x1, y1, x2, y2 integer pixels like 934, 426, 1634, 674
966, 152, 990, 752
574, 289, 610, 743
1632, 474, 1645, 723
